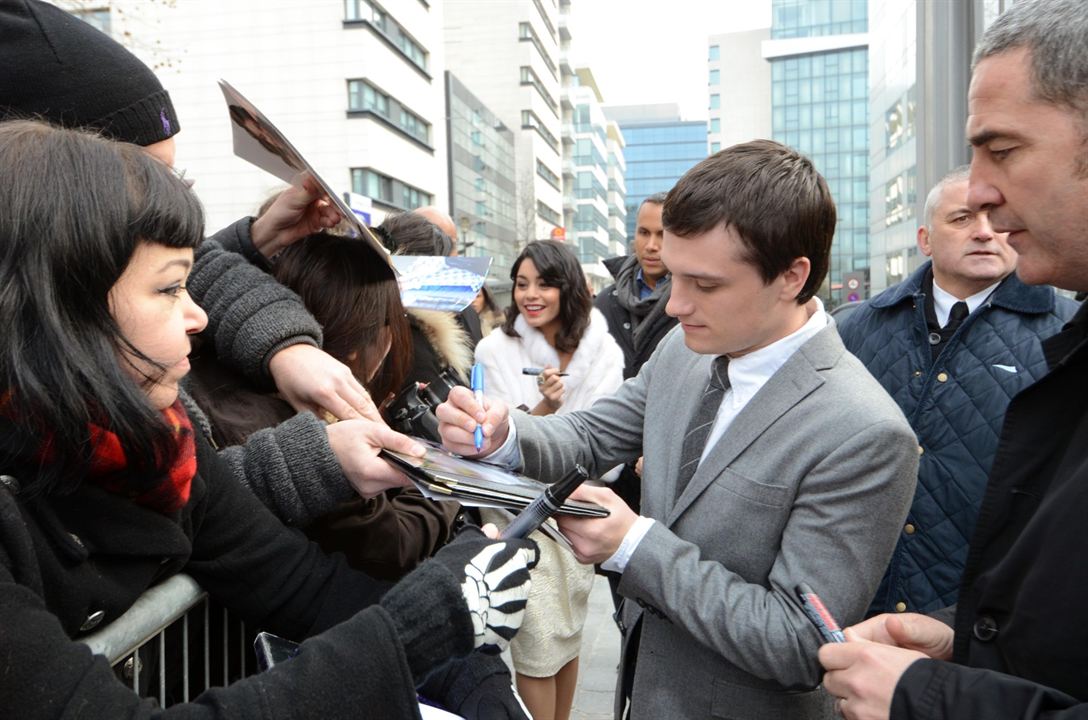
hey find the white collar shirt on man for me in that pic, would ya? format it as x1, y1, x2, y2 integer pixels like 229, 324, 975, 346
698, 297, 830, 465
931, 278, 1001, 328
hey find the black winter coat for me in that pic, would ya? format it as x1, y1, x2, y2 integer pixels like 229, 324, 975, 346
891, 301, 1088, 719
0, 427, 428, 719
594, 255, 677, 380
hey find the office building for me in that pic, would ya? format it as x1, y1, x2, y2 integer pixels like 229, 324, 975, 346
707, 28, 773, 153
868, 0, 1023, 292
604, 104, 707, 240
64, 0, 448, 231
445, 0, 564, 243
763, 0, 869, 305
445, 72, 519, 271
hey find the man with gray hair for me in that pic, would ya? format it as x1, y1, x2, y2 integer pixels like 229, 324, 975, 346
837, 166, 1075, 618
820, 0, 1088, 717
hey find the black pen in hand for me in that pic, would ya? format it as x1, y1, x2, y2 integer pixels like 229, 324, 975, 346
501, 465, 590, 539
795, 583, 846, 643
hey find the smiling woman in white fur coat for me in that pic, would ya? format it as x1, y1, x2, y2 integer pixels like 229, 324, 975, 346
474, 240, 623, 720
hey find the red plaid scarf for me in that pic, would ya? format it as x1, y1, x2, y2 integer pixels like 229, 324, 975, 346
85, 399, 197, 514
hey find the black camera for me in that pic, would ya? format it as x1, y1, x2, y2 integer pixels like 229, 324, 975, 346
386, 369, 462, 443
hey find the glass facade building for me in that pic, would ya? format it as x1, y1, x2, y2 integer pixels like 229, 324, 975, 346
445, 72, 519, 271
603, 107, 706, 241
769, 0, 869, 306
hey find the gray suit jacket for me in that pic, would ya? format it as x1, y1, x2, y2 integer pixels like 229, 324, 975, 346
516, 324, 918, 719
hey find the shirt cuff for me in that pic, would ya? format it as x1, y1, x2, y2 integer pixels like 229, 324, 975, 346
601, 516, 656, 573
482, 416, 522, 470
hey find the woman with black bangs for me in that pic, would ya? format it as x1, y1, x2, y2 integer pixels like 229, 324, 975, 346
473, 240, 624, 720
0, 120, 537, 720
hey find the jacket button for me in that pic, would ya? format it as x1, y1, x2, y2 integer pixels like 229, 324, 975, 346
623, 322, 631, 329
68, 533, 85, 550
895, 601, 907, 612
0, 475, 20, 493
912, 370, 922, 377
904, 523, 916, 535
928, 332, 941, 346
937, 372, 949, 382
917, 445, 924, 455
973, 616, 999, 642
80, 610, 106, 632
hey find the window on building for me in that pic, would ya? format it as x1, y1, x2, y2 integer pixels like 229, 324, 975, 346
518, 22, 557, 79
536, 200, 561, 226
709, 94, 720, 110
710, 118, 721, 134
536, 160, 560, 190
711, 142, 721, 154
519, 66, 558, 115
708, 45, 720, 61
709, 69, 720, 85
344, 0, 429, 74
352, 168, 433, 210
347, 79, 431, 145
521, 110, 558, 151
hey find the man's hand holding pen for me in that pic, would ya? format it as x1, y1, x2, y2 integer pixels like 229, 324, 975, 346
437, 385, 511, 458
556, 485, 639, 565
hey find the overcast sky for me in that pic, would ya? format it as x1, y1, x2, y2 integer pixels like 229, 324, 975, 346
567, 0, 772, 120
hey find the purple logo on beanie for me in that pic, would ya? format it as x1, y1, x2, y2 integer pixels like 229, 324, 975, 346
160, 109, 171, 136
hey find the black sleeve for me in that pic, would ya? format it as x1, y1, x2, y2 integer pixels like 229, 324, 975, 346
892, 659, 1088, 720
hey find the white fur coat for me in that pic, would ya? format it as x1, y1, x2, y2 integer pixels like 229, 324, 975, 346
473, 307, 624, 414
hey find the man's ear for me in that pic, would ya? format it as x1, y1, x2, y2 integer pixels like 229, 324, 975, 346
917, 226, 933, 257
780, 256, 812, 302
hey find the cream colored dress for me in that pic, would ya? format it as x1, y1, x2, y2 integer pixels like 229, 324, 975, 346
474, 310, 624, 676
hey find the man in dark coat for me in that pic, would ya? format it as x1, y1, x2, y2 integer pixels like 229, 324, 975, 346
819, 1, 1088, 718
596, 193, 678, 381
838, 167, 1077, 617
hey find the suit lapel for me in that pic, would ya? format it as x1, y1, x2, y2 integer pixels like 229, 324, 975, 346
666, 327, 839, 526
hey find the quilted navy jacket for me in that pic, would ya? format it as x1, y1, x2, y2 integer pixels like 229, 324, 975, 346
837, 262, 1078, 615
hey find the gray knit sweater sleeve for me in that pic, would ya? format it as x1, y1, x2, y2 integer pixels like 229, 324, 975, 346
217, 411, 356, 527
179, 390, 355, 527
190, 226, 322, 389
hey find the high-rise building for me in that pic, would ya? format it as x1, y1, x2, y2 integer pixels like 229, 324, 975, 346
564, 68, 622, 288
444, 0, 563, 244
63, 0, 448, 232
605, 122, 628, 260
445, 72, 518, 271
604, 104, 707, 240
707, 28, 773, 154
764, 0, 869, 305
867, 0, 1022, 293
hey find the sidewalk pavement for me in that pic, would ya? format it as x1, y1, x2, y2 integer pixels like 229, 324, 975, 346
571, 575, 622, 720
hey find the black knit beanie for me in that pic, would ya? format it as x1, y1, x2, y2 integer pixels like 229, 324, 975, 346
0, 0, 180, 146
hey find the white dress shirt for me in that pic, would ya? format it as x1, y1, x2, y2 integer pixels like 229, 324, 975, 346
931, 278, 1000, 327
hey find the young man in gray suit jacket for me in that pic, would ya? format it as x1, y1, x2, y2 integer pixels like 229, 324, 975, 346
438, 140, 919, 720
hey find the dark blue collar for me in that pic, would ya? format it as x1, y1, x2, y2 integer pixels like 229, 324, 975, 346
869, 260, 1058, 315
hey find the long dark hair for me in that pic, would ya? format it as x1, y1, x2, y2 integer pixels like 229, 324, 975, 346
501, 240, 592, 353
0, 120, 204, 497
273, 233, 411, 404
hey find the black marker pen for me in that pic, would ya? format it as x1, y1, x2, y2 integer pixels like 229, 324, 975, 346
522, 367, 569, 377
501, 465, 590, 539
795, 583, 846, 643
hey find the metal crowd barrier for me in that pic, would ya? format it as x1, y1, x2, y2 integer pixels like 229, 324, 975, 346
80, 574, 254, 707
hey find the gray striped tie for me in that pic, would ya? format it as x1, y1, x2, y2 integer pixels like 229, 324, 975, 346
675, 356, 730, 501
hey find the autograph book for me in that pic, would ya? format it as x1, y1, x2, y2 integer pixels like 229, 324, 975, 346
381, 440, 608, 518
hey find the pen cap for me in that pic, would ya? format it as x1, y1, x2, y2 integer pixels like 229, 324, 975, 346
470, 363, 484, 391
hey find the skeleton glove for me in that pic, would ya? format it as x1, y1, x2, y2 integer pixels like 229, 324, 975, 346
432, 527, 539, 654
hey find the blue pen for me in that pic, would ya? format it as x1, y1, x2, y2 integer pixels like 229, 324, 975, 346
471, 363, 485, 451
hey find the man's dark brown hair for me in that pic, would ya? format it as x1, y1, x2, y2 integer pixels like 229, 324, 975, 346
662, 139, 835, 303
